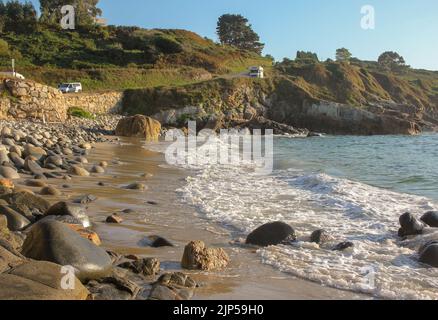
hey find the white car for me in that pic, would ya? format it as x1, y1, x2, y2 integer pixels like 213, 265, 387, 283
0, 72, 25, 79
58, 83, 83, 93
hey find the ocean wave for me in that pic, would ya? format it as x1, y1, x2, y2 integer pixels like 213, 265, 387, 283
177, 159, 438, 299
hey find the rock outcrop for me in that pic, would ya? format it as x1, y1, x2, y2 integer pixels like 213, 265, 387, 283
115, 115, 161, 140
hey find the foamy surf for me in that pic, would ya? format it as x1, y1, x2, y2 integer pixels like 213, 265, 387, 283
150, 135, 438, 299
176, 161, 438, 299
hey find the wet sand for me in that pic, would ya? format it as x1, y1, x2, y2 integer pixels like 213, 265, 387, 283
23, 137, 369, 300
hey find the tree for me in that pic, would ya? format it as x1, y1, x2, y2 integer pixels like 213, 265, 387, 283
40, 0, 102, 26
378, 51, 407, 71
1, 1, 36, 33
216, 14, 264, 54
295, 51, 319, 63
0, 1, 5, 33
336, 48, 352, 62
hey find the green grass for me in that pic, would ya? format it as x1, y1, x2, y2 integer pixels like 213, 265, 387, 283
67, 107, 95, 119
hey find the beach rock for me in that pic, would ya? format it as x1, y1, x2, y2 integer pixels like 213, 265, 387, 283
0, 150, 9, 164
0, 179, 14, 190
24, 159, 43, 175
25, 180, 47, 188
40, 186, 61, 196
21, 220, 112, 281
0, 205, 31, 231
181, 240, 229, 271
421, 211, 438, 228
0, 166, 20, 179
246, 221, 297, 247
80, 142, 92, 150
125, 182, 147, 190
86, 268, 141, 300
73, 194, 97, 204
91, 165, 105, 174
45, 202, 91, 228
310, 229, 332, 245
23, 145, 46, 161
0, 261, 89, 300
99, 161, 108, 168
398, 212, 424, 237
118, 258, 160, 276
106, 214, 123, 224
148, 272, 197, 301
0, 191, 50, 219
44, 156, 62, 167
139, 235, 174, 248
0, 243, 23, 273
68, 165, 90, 177
333, 241, 354, 251
419, 242, 438, 268
9, 153, 25, 169
115, 115, 161, 140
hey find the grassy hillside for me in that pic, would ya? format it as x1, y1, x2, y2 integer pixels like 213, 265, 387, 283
0, 27, 272, 91
275, 60, 438, 110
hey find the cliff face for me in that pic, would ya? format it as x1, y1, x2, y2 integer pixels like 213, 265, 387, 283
121, 66, 436, 135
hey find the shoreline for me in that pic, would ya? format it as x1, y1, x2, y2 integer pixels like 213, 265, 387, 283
77, 138, 368, 300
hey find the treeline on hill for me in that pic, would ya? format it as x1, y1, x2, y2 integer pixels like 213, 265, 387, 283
0, 0, 270, 73
273, 49, 438, 110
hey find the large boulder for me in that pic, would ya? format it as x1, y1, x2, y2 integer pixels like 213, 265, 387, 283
45, 201, 91, 228
398, 212, 424, 237
181, 240, 229, 271
115, 115, 161, 140
421, 211, 438, 228
21, 220, 112, 281
0, 261, 89, 300
246, 221, 297, 247
419, 241, 438, 268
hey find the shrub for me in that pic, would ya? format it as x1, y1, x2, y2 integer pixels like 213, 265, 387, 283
67, 107, 95, 119
0, 39, 9, 57
154, 35, 183, 54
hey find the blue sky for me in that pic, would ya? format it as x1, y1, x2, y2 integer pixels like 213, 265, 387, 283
25, 0, 438, 70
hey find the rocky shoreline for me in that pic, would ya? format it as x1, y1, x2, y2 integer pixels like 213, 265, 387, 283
0, 115, 235, 300
1, 114, 436, 300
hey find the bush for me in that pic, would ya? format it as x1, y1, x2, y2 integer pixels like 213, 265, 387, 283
67, 107, 95, 119
154, 36, 183, 54
0, 39, 9, 57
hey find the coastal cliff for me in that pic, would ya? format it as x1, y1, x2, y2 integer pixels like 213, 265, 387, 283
121, 61, 438, 135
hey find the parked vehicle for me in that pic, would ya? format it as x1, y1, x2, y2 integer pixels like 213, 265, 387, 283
248, 66, 264, 78
58, 83, 83, 93
0, 72, 25, 79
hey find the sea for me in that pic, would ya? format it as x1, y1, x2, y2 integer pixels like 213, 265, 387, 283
152, 133, 438, 299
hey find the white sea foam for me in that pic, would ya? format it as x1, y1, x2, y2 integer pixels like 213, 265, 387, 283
153, 138, 438, 299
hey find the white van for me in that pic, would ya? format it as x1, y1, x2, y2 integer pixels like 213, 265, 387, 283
0, 72, 25, 79
58, 83, 83, 93
249, 66, 264, 78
